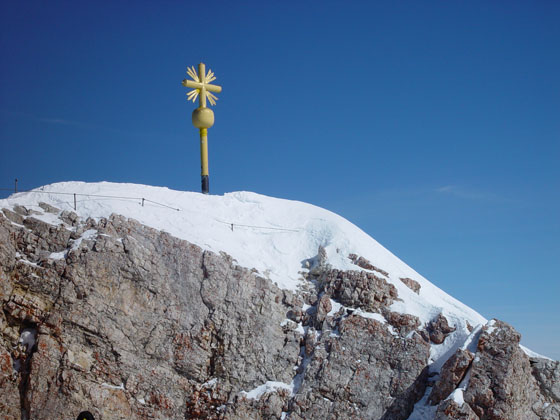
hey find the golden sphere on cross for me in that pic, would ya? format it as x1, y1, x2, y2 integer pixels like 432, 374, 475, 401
192, 106, 215, 128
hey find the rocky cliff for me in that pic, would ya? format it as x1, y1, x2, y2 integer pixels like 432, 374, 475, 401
0, 185, 558, 420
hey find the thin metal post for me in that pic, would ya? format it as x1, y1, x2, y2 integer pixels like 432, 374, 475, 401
74, 194, 77, 211
14, 178, 18, 193
200, 128, 209, 194
142, 198, 145, 207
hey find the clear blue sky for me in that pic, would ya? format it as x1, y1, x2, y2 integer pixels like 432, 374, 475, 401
1, 1, 558, 358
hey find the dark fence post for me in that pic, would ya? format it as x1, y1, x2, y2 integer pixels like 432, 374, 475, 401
74, 194, 77, 211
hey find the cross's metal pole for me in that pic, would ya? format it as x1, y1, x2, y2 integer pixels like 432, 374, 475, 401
200, 128, 209, 194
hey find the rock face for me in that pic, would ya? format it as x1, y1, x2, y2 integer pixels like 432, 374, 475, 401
531, 358, 560, 403
460, 320, 556, 420
289, 265, 429, 420
0, 205, 557, 419
0, 209, 298, 419
429, 349, 474, 405
430, 320, 560, 420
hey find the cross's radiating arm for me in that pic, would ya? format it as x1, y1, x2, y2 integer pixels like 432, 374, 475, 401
182, 63, 222, 107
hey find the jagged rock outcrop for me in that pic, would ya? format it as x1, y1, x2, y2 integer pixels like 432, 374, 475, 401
462, 320, 545, 419
348, 253, 389, 277
431, 320, 560, 420
399, 277, 421, 294
383, 310, 421, 336
0, 204, 558, 419
319, 268, 399, 313
531, 357, 560, 403
429, 348, 474, 405
426, 313, 456, 345
289, 315, 429, 420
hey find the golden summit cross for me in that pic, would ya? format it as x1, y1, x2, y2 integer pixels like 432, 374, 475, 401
182, 63, 223, 194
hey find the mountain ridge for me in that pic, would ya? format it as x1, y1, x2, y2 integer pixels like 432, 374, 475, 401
0, 182, 557, 419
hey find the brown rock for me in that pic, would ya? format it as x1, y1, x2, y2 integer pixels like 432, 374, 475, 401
292, 314, 430, 420
384, 310, 421, 336
435, 399, 480, 420
315, 293, 332, 327
38, 202, 61, 214
348, 253, 389, 276
320, 268, 399, 313
429, 348, 474, 404
428, 313, 456, 344
2, 208, 25, 224
462, 320, 544, 420
400, 277, 421, 294
0, 348, 20, 420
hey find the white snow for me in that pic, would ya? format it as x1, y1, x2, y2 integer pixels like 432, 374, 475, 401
428, 321, 484, 375
407, 387, 438, 420
49, 251, 66, 260
448, 388, 465, 405
202, 378, 218, 388
461, 324, 484, 353
18, 259, 39, 267
18, 328, 37, 353
520, 344, 552, 360
101, 382, 125, 390
353, 308, 386, 323
242, 381, 293, 399
71, 229, 98, 250
351, 308, 399, 336
486, 319, 497, 335
327, 298, 343, 316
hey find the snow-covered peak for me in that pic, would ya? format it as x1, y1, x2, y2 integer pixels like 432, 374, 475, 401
0, 181, 486, 331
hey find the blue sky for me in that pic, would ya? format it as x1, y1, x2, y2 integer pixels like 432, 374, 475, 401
1, 1, 558, 358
